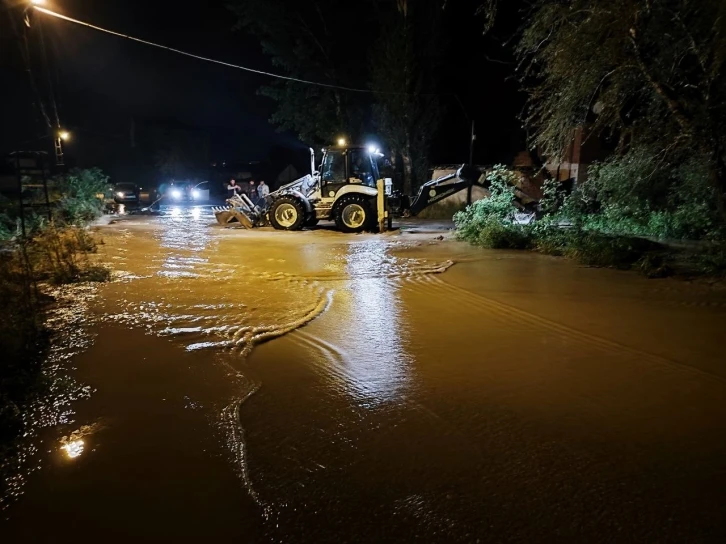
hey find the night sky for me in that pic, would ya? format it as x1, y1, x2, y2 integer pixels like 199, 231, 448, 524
1, 0, 526, 180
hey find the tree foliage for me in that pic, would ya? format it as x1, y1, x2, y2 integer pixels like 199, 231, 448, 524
513, 0, 726, 214
370, 0, 445, 194
229, 0, 372, 145
151, 127, 210, 181
576, 148, 721, 239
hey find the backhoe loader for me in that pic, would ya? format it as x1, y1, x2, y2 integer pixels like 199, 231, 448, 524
213, 143, 523, 232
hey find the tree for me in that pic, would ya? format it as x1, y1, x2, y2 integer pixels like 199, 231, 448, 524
370, 0, 444, 195
151, 126, 210, 181
229, 0, 372, 146
508, 0, 726, 217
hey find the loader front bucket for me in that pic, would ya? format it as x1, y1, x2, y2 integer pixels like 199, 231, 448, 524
213, 206, 255, 229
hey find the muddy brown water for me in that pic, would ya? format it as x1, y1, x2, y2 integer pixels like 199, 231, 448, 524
3, 208, 726, 543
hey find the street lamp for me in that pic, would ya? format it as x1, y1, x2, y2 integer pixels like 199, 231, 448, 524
337, 138, 346, 147
59, 130, 70, 141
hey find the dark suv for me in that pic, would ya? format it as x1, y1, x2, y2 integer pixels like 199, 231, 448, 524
114, 182, 141, 205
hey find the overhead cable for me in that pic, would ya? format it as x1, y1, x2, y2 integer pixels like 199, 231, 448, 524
33, 6, 377, 94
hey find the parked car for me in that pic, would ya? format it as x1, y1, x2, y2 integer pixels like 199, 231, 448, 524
114, 182, 141, 205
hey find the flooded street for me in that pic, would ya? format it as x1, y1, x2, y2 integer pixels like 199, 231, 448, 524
4, 207, 726, 542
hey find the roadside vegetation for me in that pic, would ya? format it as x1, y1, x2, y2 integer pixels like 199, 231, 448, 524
452, 0, 726, 279
454, 164, 726, 278
0, 168, 110, 463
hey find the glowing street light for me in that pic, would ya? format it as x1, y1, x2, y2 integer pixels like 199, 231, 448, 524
60, 439, 84, 459
31, 0, 46, 5
59, 130, 70, 141
337, 138, 346, 147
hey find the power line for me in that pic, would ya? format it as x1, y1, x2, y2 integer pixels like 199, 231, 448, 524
33, 6, 378, 94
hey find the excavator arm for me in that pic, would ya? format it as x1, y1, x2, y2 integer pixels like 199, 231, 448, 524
404, 164, 538, 217
407, 165, 483, 216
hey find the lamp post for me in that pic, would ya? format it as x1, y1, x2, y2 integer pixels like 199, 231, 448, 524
54, 130, 69, 166
467, 120, 476, 205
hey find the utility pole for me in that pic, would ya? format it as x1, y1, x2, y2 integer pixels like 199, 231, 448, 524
467, 120, 476, 205
54, 134, 65, 166
469, 120, 476, 166
14, 152, 27, 239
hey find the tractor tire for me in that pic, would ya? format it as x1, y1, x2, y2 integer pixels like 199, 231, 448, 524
269, 196, 305, 231
334, 194, 373, 233
304, 214, 319, 228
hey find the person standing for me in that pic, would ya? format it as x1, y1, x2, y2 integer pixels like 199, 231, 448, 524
227, 179, 241, 198
257, 180, 270, 203
248, 180, 256, 200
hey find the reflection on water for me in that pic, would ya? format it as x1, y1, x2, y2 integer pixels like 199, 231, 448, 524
95, 218, 449, 517
157, 206, 212, 251
102, 206, 332, 360
1, 285, 97, 509
336, 240, 411, 404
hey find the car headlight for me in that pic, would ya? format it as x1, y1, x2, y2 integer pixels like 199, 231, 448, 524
116, 191, 125, 198
191, 189, 200, 199
170, 189, 182, 199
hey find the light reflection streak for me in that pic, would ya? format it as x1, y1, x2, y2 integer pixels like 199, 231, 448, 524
335, 240, 412, 405
158, 207, 212, 252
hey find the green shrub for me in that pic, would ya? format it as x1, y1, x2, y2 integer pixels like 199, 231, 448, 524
52, 168, 109, 225
574, 148, 722, 240
532, 223, 571, 256
472, 218, 533, 249
539, 178, 568, 215
563, 231, 658, 269
454, 164, 522, 243
694, 245, 726, 276
28, 225, 108, 284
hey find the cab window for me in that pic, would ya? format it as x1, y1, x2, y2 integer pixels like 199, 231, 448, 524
321, 151, 346, 184
347, 149, 375, 186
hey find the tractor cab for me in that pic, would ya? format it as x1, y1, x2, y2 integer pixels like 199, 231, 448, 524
318, 146, 381, 200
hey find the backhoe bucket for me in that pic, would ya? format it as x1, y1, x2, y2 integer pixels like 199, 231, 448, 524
213, 207, 254, 228
213, 194, 257, 229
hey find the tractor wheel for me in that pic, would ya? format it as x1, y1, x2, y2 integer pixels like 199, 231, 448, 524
269, 196, 305, 231
304, 214, 319, 228
334, 194, 373, 233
